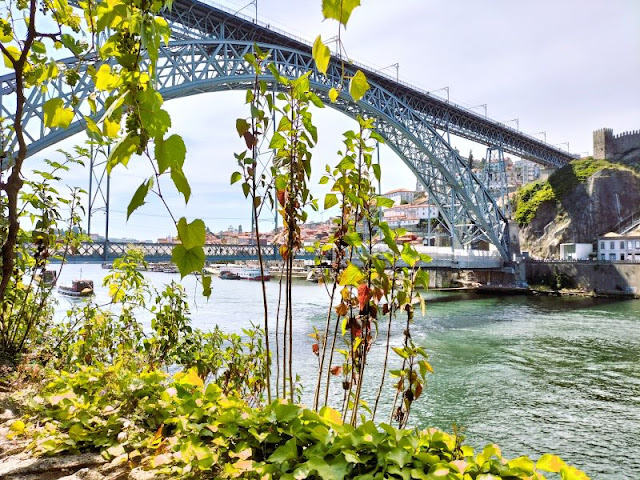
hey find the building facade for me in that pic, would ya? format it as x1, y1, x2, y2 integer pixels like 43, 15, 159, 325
382, 188, 416, 206
597, 229, 640, 261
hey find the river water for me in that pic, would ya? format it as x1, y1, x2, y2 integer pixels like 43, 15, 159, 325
54, 263, 639, 479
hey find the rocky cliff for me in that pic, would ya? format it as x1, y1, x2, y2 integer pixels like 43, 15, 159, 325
515, 159, 640, 258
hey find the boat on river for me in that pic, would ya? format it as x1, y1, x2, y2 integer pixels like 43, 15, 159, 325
58, 279, 94, 298
220, 267, 270, 281
219, 270, 241, 280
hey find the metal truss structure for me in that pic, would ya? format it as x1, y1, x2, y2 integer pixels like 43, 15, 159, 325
481, 145, 510, 218
0, 0, 577, 261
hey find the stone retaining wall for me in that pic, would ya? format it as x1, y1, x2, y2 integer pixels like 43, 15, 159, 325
525, 261, 640, 296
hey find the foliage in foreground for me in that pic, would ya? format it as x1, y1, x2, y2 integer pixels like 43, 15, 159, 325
10, 364, 588, 480
513, 157, 639, 226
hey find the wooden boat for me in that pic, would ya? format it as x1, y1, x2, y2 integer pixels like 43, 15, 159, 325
219, 270, 241, 280
58, 279, 94, 297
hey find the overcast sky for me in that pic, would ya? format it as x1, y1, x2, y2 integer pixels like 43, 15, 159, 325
22, 0, 640, 240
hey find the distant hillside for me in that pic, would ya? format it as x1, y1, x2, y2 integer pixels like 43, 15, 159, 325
514, 158, 640, 258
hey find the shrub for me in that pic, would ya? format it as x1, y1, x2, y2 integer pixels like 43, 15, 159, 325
11, 365, 589, 479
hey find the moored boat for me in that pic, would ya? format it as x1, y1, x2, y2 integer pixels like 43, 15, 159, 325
58, 279, 94, 297
219, 270, 241, 280
221, 266, 270, 281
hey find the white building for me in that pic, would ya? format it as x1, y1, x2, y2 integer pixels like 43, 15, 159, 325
597, 228, 640, 261
559, 243, 593, 260
383, 204, 439, 228
382, 188, 416, 206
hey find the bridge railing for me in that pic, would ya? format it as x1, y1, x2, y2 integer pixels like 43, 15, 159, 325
62, 242, 283, 261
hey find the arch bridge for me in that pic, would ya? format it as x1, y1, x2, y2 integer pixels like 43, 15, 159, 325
0, 0, 576, 262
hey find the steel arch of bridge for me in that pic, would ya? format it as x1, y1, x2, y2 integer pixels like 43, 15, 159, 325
0, 39, 510, 260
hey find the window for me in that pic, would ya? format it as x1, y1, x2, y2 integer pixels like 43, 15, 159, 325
629, 241, 634, 250
600, 242, 605, 250
620, 241, 625, 249
621, 253, 625, 261
600, 253, 606, 260
636, 241, 640, 249
610, 241, 615, 249
609, 253, 617, 261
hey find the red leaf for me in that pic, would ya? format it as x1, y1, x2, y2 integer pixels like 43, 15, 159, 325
357, 284, 371, 311
243, 131, 256, 149
312, 343, 319, 356
277, 189, 286, 207
330, 366, 342, 376
414, 382, 423, 400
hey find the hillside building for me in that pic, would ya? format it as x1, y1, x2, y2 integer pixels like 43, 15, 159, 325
597, 228, 640, 262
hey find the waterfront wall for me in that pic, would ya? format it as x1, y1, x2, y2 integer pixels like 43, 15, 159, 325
525, 261, 640, 296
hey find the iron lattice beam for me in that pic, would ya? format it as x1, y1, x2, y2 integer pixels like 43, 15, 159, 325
161, 0, 576, 167
0, 39, 511, 259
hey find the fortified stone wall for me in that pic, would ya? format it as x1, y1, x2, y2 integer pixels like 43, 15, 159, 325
593, 128, 640, 161
525, 261, 640, 297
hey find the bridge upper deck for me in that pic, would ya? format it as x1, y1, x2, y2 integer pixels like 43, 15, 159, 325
164, 0, 576, 168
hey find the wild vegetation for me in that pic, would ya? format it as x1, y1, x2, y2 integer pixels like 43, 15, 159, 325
0, 0, 588, 478
514, 157, 640, 226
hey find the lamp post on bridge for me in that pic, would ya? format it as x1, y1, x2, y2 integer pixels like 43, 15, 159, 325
377, 62, 400, 81
535, 131, 547, 142
231, 0, 258, 22
470, 104, 487, 118
504, 118, 519, 131
428, 86, 449, 102
553, 142, 570, 152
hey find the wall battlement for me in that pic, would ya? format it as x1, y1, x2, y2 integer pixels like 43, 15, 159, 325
593, 128, 640, 161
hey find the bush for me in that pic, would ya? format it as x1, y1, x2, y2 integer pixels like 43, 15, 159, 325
11, 365, 589, 479
513, 157, 639, 226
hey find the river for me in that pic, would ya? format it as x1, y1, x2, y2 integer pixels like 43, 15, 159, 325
54, 263, 639, 479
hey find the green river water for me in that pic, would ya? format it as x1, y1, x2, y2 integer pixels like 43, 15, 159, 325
56, 264, 640, 479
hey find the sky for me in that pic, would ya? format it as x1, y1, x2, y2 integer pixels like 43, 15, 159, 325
17, 0, 640, 241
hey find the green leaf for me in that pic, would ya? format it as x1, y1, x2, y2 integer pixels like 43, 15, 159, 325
177, 218, 205, 250
2, 45, 20, 68
267, 438, 298, 463
275, 175, 287, 190
107, 135, 139, 174
349, 70, 370, 102
269, 132, 286, 149
172, 244, 205, 278
376, 196, 394, 208
339, 263, 363, 286
328, 87, 339, 103
95, 64, 120, 91
387, 447, 411, 468
230, 172, 242, 184
236, 118, 250, 137
43, 98, 74, 129
322, 0, 361, 26
324, 193, 339, 209
171, 168, 191, 203
202, 274, 212, 298
414, 269, 429, 290
155, 134, 186, 174
127, 178, 154, 220
343, 232, 362, 247
304, 456, 349, 480
312, 35, 331, 75
536, 454, 566, 473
